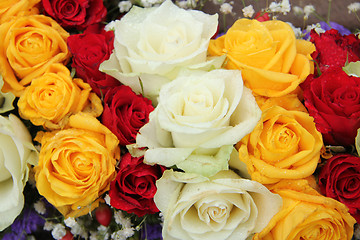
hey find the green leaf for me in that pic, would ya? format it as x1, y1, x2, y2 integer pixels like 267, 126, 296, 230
0, 75, 15, 114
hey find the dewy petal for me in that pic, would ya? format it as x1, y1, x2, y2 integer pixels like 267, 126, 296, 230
0, 114, 38, 231
136, 69, 261, 171
100, 0, 220, 102
0, 187, 24, 231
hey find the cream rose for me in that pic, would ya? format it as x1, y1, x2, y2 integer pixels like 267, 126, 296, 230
100, 0, 224, 102
0, 114, 38, 231
136, 69, 261, 176
155, 169, 282, 240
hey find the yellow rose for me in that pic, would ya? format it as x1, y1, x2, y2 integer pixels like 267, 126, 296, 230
255, 94, 307, 112
233, 106, 323, 184
18, 63, 103, 129
209, 19, 315, 97
0, 0, 40, 24
34, 113, 120, 218
253, 179, 356, 240
0, 14, 70, 96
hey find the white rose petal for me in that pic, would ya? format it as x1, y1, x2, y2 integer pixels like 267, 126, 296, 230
136, 69, 261, 176
100, 0, 224, 103
0, 114, 38, 231
155, 170, 282, 240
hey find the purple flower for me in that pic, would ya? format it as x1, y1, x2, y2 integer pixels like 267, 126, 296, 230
3, 208, 45, 240
141, 223, 163, 240
3, 232, 26, 240
303, 21, 351, 39
319, 21, 351, 35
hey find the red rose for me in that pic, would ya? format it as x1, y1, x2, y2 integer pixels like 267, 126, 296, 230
109, 153, 165, 217
301, 67, 360, 146
102, 85, 154, 146
319, 154, 360, 222
310, 29, 360, 74
67, 24, 121, 96
42, 0, 107, 29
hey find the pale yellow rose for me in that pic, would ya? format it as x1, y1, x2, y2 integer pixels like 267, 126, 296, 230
0, 0, 40, 24
0, 114, 38, 231
136, 69, 261, 176
209, 19, 315, 98
155, 169, 282, 240
0, 14, 70, 96
100, 0, 225, 103
34, 113, 120, 218
253, 179, 356, 240
18, 64, 103, 130
233, 106, 323, 184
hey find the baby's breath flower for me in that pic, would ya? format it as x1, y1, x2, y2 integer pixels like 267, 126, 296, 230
44, 221, 55, 231
220, 3, 233, 14
98, 225, 108, 232
242, 5, 255, 18
280, 0, 291, 15
287, 22, 302, 38
118, 1, 132, 13
104, 194, 111, 206
293, 6, 304, 15
114, 210, 132, 228
51, 223, 67, 240
268, 0, 290, 15
64, 217, 76, 228
304, 5, 315, 19
90, 231, 100, 240
111, 230, 127, 240
306, 23, 325, 35
34, 200, 46, 215
269, 2, 281, 13
348, 2, 360, 13
122, 227, 135, 238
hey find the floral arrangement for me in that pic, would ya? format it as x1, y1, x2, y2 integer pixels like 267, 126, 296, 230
1, 0, 360, 240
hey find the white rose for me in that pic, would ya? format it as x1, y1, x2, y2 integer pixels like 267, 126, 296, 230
136, 69, 261, 176
0, 114, 38, 230
155, 169, 283, 240
100, 0, 225, 103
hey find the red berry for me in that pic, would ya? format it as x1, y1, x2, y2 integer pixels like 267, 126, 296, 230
254, 12, 270, 22
61, 230, 73, 240
95, 204, 113, 226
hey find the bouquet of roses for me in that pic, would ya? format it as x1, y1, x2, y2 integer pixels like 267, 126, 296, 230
0, 0, 360, 240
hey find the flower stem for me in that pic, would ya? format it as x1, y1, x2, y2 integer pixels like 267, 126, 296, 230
327, 0, 332, 24
312, 11, 327, 23
223, 13, 227, 33
354, 12, 360, 24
